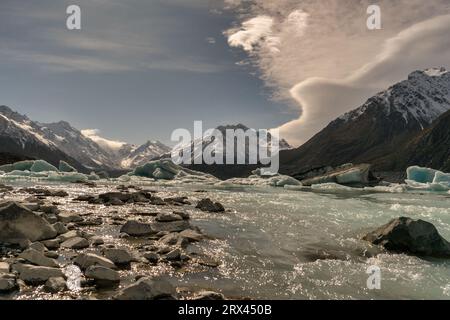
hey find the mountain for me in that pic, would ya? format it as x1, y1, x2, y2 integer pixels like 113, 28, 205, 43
0, 106, 87, 171
280, 68, 450, 175
120, 140, 171, 168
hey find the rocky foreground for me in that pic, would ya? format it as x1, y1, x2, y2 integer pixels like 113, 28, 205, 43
0, 183, 228, 300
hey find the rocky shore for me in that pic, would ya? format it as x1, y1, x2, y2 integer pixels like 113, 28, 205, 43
0, 183, 228, 300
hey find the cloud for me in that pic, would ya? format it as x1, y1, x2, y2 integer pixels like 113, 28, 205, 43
81, 129, 127, 152
225, 0, 450, 146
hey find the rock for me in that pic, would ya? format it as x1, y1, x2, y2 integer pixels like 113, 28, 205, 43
164, 197, 191, 205
193, 291, 226, 300
164, 249, 181, 261
179, 229, 204, 243
58, 230, 81, 242
103, 248, 133, 265
29, 242, 47, 252
40, 205, 59, 214
155, 212, 183, 222
363, 217, 450, 257
173, 211, 190, 220
52, 222, 68, 235
74, 253, 116, 270
0, 201, 57, 244
0, 262, 10, 273
91, 236, 104, 246
19, 249, 59, 268
23, 203, 40, 211
41, 239, 60, 250
143, 252, 159, 264
151, 220, 191, 233
61, 237, 90, 250
159, 233, 189, 247
58, 212, 83, 223
0, 274, 17, 292
120, 221, 154, 237
45, 251, 59, 259
85, 266, 120, 287
196, 199, 225, 213
114, 277, 177, 300
44, 277, 67, 293
18, 264, 64, 285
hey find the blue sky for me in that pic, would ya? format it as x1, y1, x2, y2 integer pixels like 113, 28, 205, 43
0, 0, 295, 145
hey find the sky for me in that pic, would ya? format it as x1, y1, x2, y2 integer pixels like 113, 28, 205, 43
1, 0, 450, 147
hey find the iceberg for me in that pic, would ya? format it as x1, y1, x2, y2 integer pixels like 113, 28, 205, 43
405, 166, 450, 191
301, 164, 371, 186
30, 160, 58, 173
433, 171, 450, 186
406, 166, 438, 183
311, 183, 355, 192
59, 161, 77, 173
218, 169, 302, 187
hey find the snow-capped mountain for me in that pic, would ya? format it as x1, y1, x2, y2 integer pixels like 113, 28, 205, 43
120, 140, 171, 168
281, 67, 450, 174
0, 106, 86, 170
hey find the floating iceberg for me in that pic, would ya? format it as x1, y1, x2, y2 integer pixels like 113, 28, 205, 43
301, 164, 372, 186
30, 160, 58, 173
59, 161, 77, 173
218, 169, 302, 187
405, 166, 450, 191
311, 183, 355, 192
406, 166, 438, 184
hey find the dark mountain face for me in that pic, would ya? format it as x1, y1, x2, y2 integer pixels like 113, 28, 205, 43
280, 68, 450, 175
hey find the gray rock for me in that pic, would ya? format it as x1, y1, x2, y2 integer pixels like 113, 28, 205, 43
363, 217, 450, 258
103, 248, 133, 265
164, 249, 181, 261
44, 251, 59, 259
114, 277, 177, 300
40, 205, 59, 214
23, 203, 40, 211
173, 211, 190, 220
179, 229, 204, 242
41, 239, 60, 250
0, 262, 10, 273
0, 273, 17, 292
57, 230, 79, 242
61, 237, 90, 249
85, 265, 120, 287
18, 264, 64, 285
44, 277, 67, 293
151, 220, 191, 233
143, 252, 159, 264
58, 212, 83, 223
159, 233, 189, 247
29, 242, 47, 252
195, 198, 225, 213
19, 249, 59, 268
52, 222, 68, 235
74, 253, 116, 270
120, 220, 154, 237
91, 236, 104, 246
0, 202, 57, 244
155, 212, 183, 222
193, 290, 226, 300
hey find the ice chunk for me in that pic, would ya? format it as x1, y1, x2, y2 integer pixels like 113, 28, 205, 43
433, 171, 450, 186
0, 164, 13, 172
311, 183, 355, 192
30, 160, 58, 172
12, 160, 35, 171
59, 161, 77, 173
406, 166, 438, 183
336, 168, 365, 184
5, 170, 32, 177
46, 172, 88, 182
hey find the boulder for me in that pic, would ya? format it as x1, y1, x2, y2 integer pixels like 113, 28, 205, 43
73, 253, 116, 270
58, 212, 83, 223
44, 277, 67, 293
52, 222, 68, 235
114, 277, 177, 300
155, 212, 183, 222
103, 248, 133, 265
164, 249, 181, 261
0, 262, 10, 273
0, 273, 17, 292
193, 291, 226, 300
159, 233, 189, 247
196, 199, 225, 213
151, 220, 191, 233
143, 252, 159, 264
363, 217, 450, 257
0, 202, 57, 244
18, 264, 64, 285
84, 265, 120, 287
19, 249, 59, 268
41, 239, 60, 250
29, 242, 47, 252
120, 221, 154, 237
61, 237, 90, 250
179, 229, 204, 243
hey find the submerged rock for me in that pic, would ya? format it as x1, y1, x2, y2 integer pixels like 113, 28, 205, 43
114, 277, 177, 300
363, 217, 450, 258
0, 202, 57, 244
196, 198, 225, 213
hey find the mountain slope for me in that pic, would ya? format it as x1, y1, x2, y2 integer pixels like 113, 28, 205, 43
0, 106, 87, 171
280, 68, 450, 175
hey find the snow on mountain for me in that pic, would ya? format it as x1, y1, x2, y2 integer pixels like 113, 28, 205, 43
339, 67, 450, 128
120, 140, 171, 168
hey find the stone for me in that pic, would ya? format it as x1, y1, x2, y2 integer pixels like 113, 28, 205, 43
173, 211, 190, 220
103, 248, 133, 265
0, 262, 10, 273
0, 202, 57, 244
41, 239, 60, 250
23, 203, 40, 211
45, 251, 59, 259
18, 264, 64, 285
0, 273, 17, 292
164, 249, 181, 261
52, 222, 68, 235
40, 205, 59, 214
61, 237, 90, 250
363, 217, 450, 258
195, 198, 225, 213
193, 291, 226, 300
58, 212, 83, 223
179, 229, 204, 242
155, 212, 183, 222
91, 236, 104, 246
58, 230, 79, 242
120, 220, 154, 237
151, 220, 191, 233
44, 277, 67, 293
114, 277, 177, 300
74, 253, 116, 270
19, 249, 59, 268
159, 233, 189, 247
143, 252, 159, 264
85, 265, 120, 287
29, 242, 47, 252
